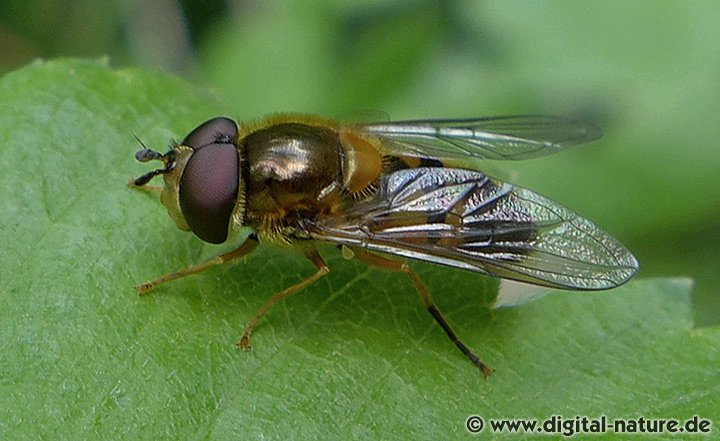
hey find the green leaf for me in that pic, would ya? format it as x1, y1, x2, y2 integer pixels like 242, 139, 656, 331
1, 60, 717, 440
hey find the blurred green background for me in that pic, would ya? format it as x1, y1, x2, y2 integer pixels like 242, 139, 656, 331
1, 0, 718, 325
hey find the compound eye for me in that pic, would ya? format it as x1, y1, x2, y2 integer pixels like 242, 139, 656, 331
179, 143, 239, 243
182, 117, 238, 149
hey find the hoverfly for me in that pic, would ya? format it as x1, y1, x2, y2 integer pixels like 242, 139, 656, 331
132, 114, 638, 377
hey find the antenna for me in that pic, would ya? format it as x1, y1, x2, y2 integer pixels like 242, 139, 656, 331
131, 132, 175, 186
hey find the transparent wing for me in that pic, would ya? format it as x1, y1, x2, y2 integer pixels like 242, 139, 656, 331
307, 168, 637, 290
358, 116, 603, 161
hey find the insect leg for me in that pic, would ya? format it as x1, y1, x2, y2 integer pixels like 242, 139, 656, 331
237, 249, 329, 350
128, 177, 163, 193
349, 247, 492, 378
135, 234, 260, 295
